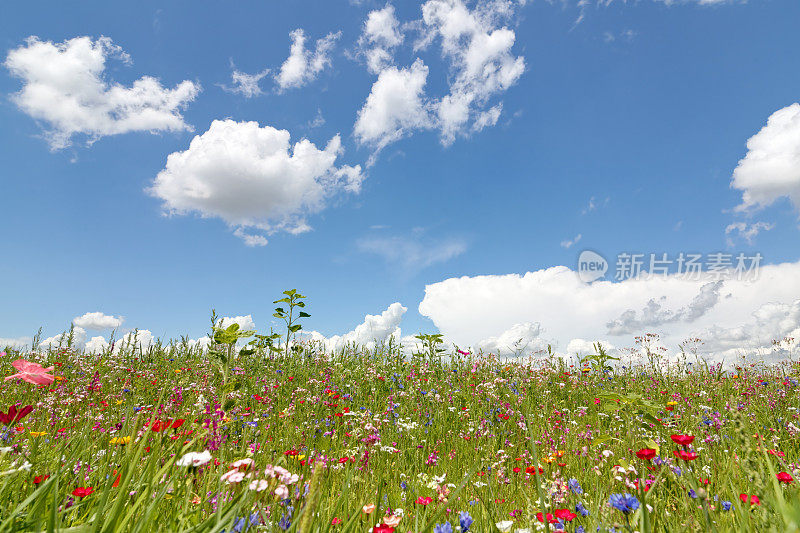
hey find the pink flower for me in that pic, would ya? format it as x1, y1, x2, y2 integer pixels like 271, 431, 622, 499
4, 359, 55, 385
275, 484, 289, 499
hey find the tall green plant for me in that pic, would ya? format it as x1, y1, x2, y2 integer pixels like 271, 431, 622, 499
273, 289, 310, 357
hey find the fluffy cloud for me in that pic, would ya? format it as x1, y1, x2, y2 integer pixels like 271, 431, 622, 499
475, 322, 550, 357
566, 338, 617, 356
0, 337, 31, 349
217, 315, 257, 332
187, 336, 212, 352
304, 302, 407, 352
114, 329, 155, 354
149, 119, 363, 244
356, 5, 405, 74
356, 233, 466, 272
420, 0, 525, 144
85, 336, 110, 354
354, 59, 432, 159
39, 326, 87, 350
731, 103, 800, 213
352, 0, 524, 159
276, 29, 341, 90
419, 261, 800, 363
606, 281, 723, 335
4, 36, 199, 150
222, 66, 270, 98
72, 311, 123, 330
698, 299, 800, 357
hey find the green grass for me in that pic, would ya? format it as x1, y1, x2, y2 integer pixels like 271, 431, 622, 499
1, 338, 800, 532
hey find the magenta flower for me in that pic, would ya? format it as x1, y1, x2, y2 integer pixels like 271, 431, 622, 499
4, 359, 55, 385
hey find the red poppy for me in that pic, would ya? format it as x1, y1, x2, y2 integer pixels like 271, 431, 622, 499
0, 404, 34, 425
372, 526, 394, 533
536, 512, 558, 524
739, 494, 761, 506
673, 450, 698, 461
670, 434, 695, 446
554, 508, 577, 521
777, 472, 794, 484
33, 475, 49, 484
525, 466, 544, 475
72, 487, 94, 498
415, 496, 433, 505
636, 448, 657, 460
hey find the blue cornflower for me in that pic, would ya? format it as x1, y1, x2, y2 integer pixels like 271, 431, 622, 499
568, 478, 584, 494
721, 500, 733, 511
609, 493, 640, 514
576, 501, 589, 517
232, 517, 247, 533
459, 511, 474, 531
277, 514, 291, 531
689, 489, 697, 498
575, 527, 585, 533
433, 523, 453, 533
400, 481, 407, 490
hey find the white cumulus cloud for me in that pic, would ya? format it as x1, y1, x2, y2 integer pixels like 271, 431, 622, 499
731, 103, 800, 213
419, 260, 800, 363
276, 29, 341, 90
217, 315, 257, 332
0, 337, 31, 349
356, 5, 405, 74
85, 336, 110, 354
354, 59, 432, 160
4, 36, 199, 150
476, 322, 550, 357
420, 0, 525, 145
114, 329, 155, 354
149, 119, 363, 245
39, 326, 87, 350
304, 302, 407, 352
72, 311, 123, 330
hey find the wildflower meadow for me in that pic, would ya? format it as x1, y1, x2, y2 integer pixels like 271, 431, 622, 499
1, 292, 800, 532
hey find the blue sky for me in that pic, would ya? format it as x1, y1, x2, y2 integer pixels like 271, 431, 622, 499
1, 0, 799, 359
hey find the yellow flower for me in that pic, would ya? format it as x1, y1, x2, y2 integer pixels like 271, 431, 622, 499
29, 431, 47, 437
115, 400, 123, 405
110, 436, 131, 445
